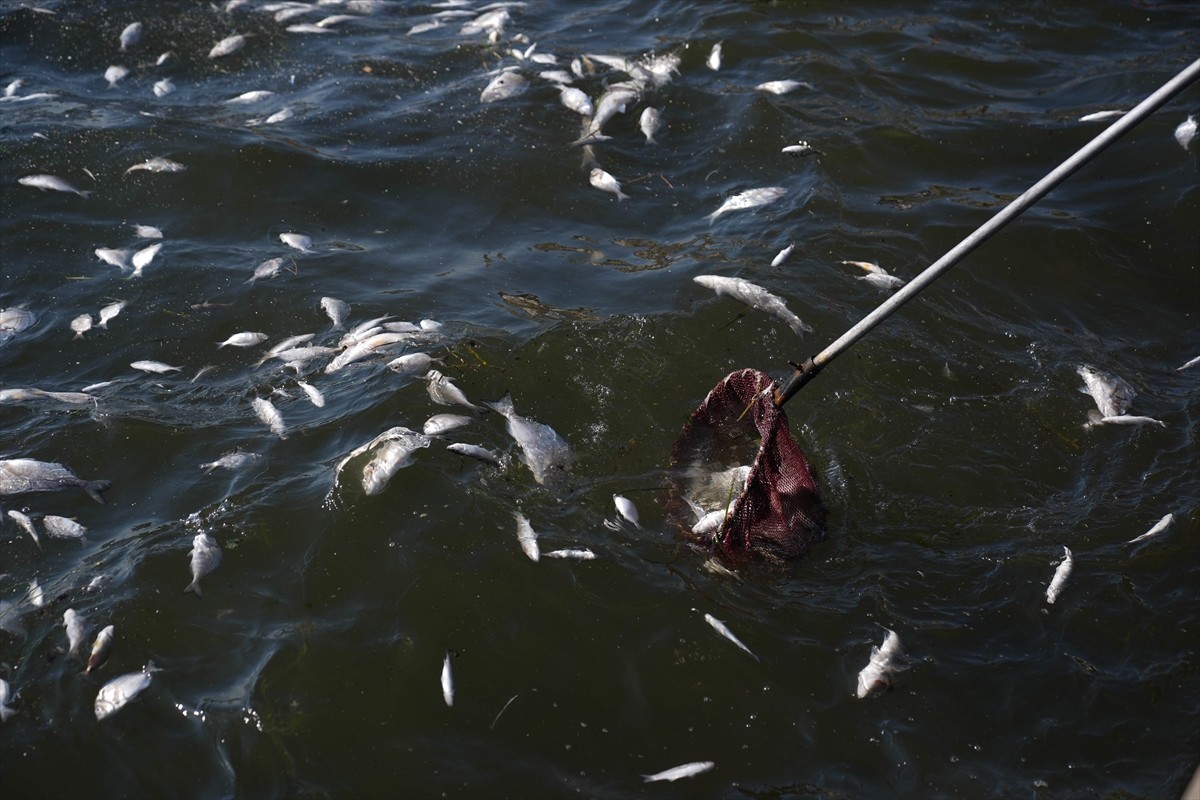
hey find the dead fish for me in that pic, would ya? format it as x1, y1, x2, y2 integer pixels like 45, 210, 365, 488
297, 381, 325, 408
104, 65, 129, 88
130, 242, 162, 276
1, 306, 37, 339
118, 21, 143, 51
209, 33, 250, 59
705, 187, 786, 223
331, 426, 431, 496
245, 257, 286, 285
771, 242, 795, 267
43, 515, 87, 539
514, 512, 539, 562
480, 70, 528, 103
613, 494, 641, 528
1089, 413, 1166, 429
95, 663, 158, 720
482, 392, 572, 485
781, 141, 816, 156
26, 579, 44, 608
225, 90, 274, 104
7, 510, 41, 548
461, 7, 510, 37
218, 331, 268, 348
408, 20, 442, 35
153, 78, 175, 98
693, 274, 812, 337
590, 84, 639, 135
856, 627, 907, 698
1077, 365, 1133, 418
1176, 354, 1200, 372
184, 533, 222, 597
703, 612, 759, 661
362, 439, 425, 495
642, 761, 715, 783
95, 248, 131, 269
25, 388, 97, 405
706, 42, 723, 71
558, 86, 592, 116
1046, 546, 1073, 604
324, 334, 405, 373
756, 79, 811, 95
639, 106, 662, 144
18, 174, 92, 198
589, 167, 629, 201
279, 232, 314, 253
425, 370, 481, 410
321, 297, 350, 329
1079, 109, 1124, 122
387, 352, 441, 375
423, 413, 472, 436
1127, 513, 1174, 545
131, 360, 181, 374
133, 225, 163, 240
542, 548, 596, 560
0, 680, 14, 721
86, 625, 115, 674
97, 302, 125, 328
259, 334, 316, 365
125, 157, 185, 175
252, 397, 287, 439
71, 314, 93, 339
262, 107, 295, 124
63, 608, 88, 659
200, 451, 262, 472
839, 260, 905, 290
441, 651, 454, 708
446, 442, 500, 465
0, 459, 110, 503
1175, 114, 1197, 150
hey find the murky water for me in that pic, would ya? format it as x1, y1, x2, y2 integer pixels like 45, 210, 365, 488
2, 1, 1198, 797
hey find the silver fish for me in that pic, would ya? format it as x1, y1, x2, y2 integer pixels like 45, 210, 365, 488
703, 613, 759, 661
387, 352, 440, 375
446, 442, 501, 465
1128, 513, 1174, 545
95, 248, 131, 269
331, 427, 430, 496
613, 494, 641, 528
279, 232, 314, 253
423, 413, 473, 436
321, 296, 350, 329
1046, 546, 1073, 604
63, 608, 88, 658
642, 761, 715, 783
441, 651, 454, 708
0, 679, 15, 721
514, 512, 539, 562
153, 78, 175, 98
1089, 413, 1166, 429
0, 459, 109, 503
693, 275, 812, 336
706, 187, 786, 222
1, 306, 37, 337
1076, 365, 1135, 419
245, 257, 285, 284
362, 439, 426, 495
185, 533, 222, 597
18, 174, 92, 198
839, 260, 905, 290
209, 33, 249, 59
218, 331, 268, 348
125, 157, 185, 175
71, 314, 93, 339
482, 392, 572, 485
589, 84, 638, 135
856, 628, 906, 698
225, 90, 274, 104
461, 7, 510, 36
589, 167, 629, 201
558, 86, 593, 116
638, 106, 662, 144
771, 242, 795, 267
542, 548, 596, 560
131, 242, 163, 276
252, 397, 287, 439
258, 334, 316, 366
95, 663, 157, 720
27, 388, 96, 405
1079, 109, 1124, 122
480, 70, 528, 103
1177, 355, 1200, 372
756, 79, 810, 95
539, 69, 574, 85
104, 65, 129, 88
97, 302, 125, 328
43, 515, 87, 539
87, 625, 115, 674
7, 510, 41, 548
262, 107, 295, 125
706, 42, 723, 71
1175, 114, 1197, 150
200, 451, 262, 472
131, 360, 181, 374
408, 20, 442, 35
26, 579, 44, 608
297, 380, 325, 408
782, 141, 816, 156
119, 21, 142, 51
425, 370, 481, 410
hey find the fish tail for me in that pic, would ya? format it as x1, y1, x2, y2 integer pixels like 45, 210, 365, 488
617, 190, 629, 202
82, 480, 110, 504
183, 580, 202, 598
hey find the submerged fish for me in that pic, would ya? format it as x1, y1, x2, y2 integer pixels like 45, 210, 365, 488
482, 392, 572, 485
104, 65, 129, 88
130, 242, 163, 276
642, 761, 715, 783
1127, 513, 1174, 545
705, 187, 786, 222
63, 608, 88, 658
321, 296, 350, 329
0, 459, 110, 503
1079, 109, 1124, 122
252, 397, 287, 439
98, 302, 125, 328
756, 79, 810, 95
589, 167, 629, 201
95, 663, 158, 720
639, 106, 662, 144
279, 232, 314, 253
1077, 365, 1134, 418
1175, 114, 1197, 150
856, 628, 907, 698
225, 90, 275, 104
542, 548, 596, 560
95, 248, 131, 269
297, 381, 325, 408
18, 174, 92, 198
200, 451, 262, 472
185, 533, 222, 597
514, 512, 539, 562
1046, 546, 1073, 604
770, 242, 795, 267
703, 613, 758, 661
7, 509, 41, 548
706, 42, 723, 71
124, 157, 185, 175
131, 359, 181, 374
71, 314, 93, 339
445, 442, 501, 465
693, 274, 812, 337
840, 260, 905, 290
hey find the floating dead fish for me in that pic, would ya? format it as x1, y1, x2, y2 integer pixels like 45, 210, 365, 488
64, 608, 87, 659
446, 442, 501, 465
297, 380, 325, 407
331, 427, 431, 496
642, 761, 715, 783
259, 334, 317, 365
0, 459, 110, 503
613, 494, 640, 528
153, 79, 175, 98
261, 107, 294, 125
252, 397, 287, 439
0, 679, 13, 721
756, 79, 810, 95
279, 232, 314, 253
480, 70, 528, 103
705, 186, 786, 222
1176, 355, 1200, 372
590, 84, 639, 135
1127, 513, 1174, 545
18, 174, 92, 198
95, 248, 131, 269
119, 21, 142, 51
839, 260, 905, 290
514, 512, 539, 562
7, 510, 41, 548
125, 157, 185, 175
1079, 109, 1124, 122
639, 106, 662, 144
71, 314, 93, 339
706, 42, 723, 71
43, 515, 87, 539
218, 331, 268, 348
1046, 546, 1073, 604
539, 69, 574, 85
200, 451, 262, 472
856, 627, 906, 698
209, 33, 250, 59
1175, 114, 1197, 150
246, 257, 286, 284
321, 296, 350, 329
771, 242, 795, 267
131, 360, 181, 374
423, 413, 472, 436
483, 392, 572, 485
225, 90, 275, 104
131, 242, 163, 277
387, 352, 440, 375
27, 579, 44, 608
185, 533, 222, 597
558, 85, 592, 116
98, 302, 125, 328
703, 612, 759, 661
781, 141, 816, 156
86, 625, 115, 674
408, 20, 442, 35
542, 548, 596, 560
589, 167, 629, 201
95, 663, 158, 720
441, 651, 454, 707
693, 274, 812, 337
461, 7, 510, 37
104, 65, 129, 88
425, 370, 481, 410
1077, 365, 1163, 428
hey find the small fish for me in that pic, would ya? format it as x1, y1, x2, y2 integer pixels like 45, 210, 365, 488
613, 494, 641, 528
441, 651, 454, 707
279, 232, 314, 253
638, 106, 662, 144
252, 397, 287, 439
558, 86, 592, 116
387, 352, 440, 375
331, 427, 431, 496
423, 413, 472, 436
425, 370, 481, 410
1088, 413, 1167, 429
63, 608, 88, 658
1127, 513, 1174, 545
152, 78, 175, 98
97, 302, 125, 328
461, 7, 511, 37
856, 628, 906, 698
781, 141, 816, 156
1175, 114, 1197, 150
185, 533, 222, 597
1, 306, 37, 337
131, 242, 163, 276
86, 625, 115, 674
446, 442, 501, 465
287, 23, 333, 34
706, 186, 786, 222
0, 679, 15, 721
0, 459, 110, 503
542, 548, 596, 560
1176, 355, 1200, 372
642, 761, 715, 783
589, 167, 629, 201
225, 90, 274, 104
1078, 109, 1124, 122
131, 360, 181, 374
124, 157, 185, 175
297, 381, 325, 408
95, 248, 131, 269
155, 51, 172, 66
321, 297, 350, 329
200, 451, 262, 472
839, 260, 905, 290
1046, 546, 1073, 604
703, 612, 759, 661
480, 70, 528, 103
263, 107, 294, 125
71, 313, 93, 339
43, 515, 87, 539
514, 512, 539, 562
118, 21, 143, 51
756, 79, 810, 95
27, 579, 44, 608
483, 392, 573, 485
590, 84, 639, 135
771, 242, 795, 267
706, 42, 723, 70
95, 663, 157, 721
1077, 365, 1134, 419
209, 33, 249, 59
18, 174, 92, 198
693, 274, 812, 337
218, 331, 268, 348
104, 65, 129, 88
7, 510, 41, 548
408, 20, 442, 35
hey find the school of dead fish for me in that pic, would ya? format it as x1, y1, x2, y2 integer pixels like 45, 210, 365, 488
0, 1, 1194, 787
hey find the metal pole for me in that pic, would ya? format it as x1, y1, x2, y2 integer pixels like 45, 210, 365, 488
774, 57, 1200, 408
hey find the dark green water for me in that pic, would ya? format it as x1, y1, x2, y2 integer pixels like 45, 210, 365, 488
1, 1, 1198, 797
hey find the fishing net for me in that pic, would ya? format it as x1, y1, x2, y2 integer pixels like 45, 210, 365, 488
667, 368, 826, 564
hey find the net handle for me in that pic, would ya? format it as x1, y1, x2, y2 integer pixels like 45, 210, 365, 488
774, 57, 1200, 408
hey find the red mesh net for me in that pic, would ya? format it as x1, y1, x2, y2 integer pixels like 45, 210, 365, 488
667, 368, 826, 564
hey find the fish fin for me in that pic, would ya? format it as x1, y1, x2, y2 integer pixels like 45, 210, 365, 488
83, 480, 110, 504
482, 391, 513, 416
183, 580, 201, 598
617, 191, 629, 201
